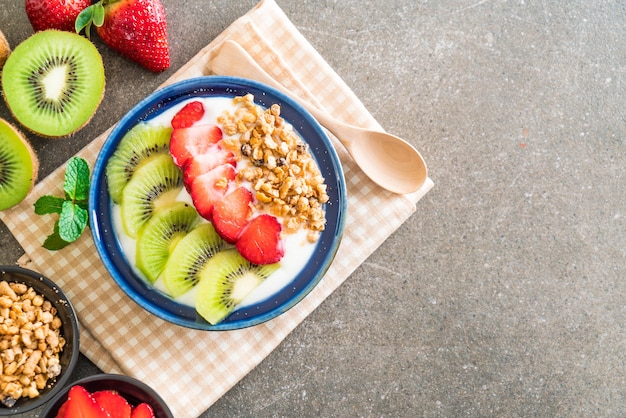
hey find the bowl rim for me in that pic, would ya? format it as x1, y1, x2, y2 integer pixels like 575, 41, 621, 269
89, 75, 347, 330
0, 265, 80, 416
40, 373, 174, 418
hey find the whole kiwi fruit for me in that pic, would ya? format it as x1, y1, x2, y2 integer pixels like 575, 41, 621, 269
1, 30, 105, 138
0, 30, 10, 70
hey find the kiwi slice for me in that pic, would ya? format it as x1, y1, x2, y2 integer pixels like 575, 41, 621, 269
0, 118, 39, 210
1, 30, 105, 138
121, 154, 183, 238
106, 123, 173, 203
195, 249, 280, 325
162, 223, 226, 298
135, 202, 201, 283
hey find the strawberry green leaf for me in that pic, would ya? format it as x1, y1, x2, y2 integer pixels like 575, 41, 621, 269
34, 195, 65, 215
43, 223, 72, 251
75, 4, 94, 34
58, 200, 89, 243
64, 157, 90, 202
92, 2, 105, 26
76, 2, 105, 38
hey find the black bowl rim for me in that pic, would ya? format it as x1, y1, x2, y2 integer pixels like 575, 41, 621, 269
40, 373, 174, 418
0, 265, 80, 416
89, 75, 347, 330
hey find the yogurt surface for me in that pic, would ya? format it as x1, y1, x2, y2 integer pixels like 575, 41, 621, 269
111, 96, 322, 309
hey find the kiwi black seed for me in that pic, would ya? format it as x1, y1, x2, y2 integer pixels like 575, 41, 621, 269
0, 118, 39, 211
106, 123, 173, 203
195, 249, 280, 325
162, 223, 227, 298
1, 30, 105, 138
120, 153, 183, 238
135, 202, 201, 284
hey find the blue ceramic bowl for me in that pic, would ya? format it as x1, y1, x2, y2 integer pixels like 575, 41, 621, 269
0, 266, 80, 416
89, 76, 346, 330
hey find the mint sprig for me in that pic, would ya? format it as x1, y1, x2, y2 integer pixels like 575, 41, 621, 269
35, 157, 91, 250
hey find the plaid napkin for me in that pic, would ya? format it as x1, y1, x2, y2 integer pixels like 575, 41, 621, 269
0, 0, 433, 416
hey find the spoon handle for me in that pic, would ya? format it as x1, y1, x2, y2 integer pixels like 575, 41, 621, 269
211, 41, 355, 149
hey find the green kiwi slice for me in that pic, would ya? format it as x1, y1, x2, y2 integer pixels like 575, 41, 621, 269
135, 202, 201, 283
162, 223, 226, 298
0, 118, 39, 210
121, 154, 183, 238
195, 249, 280, 325
106, 123, 173, 203
1, 30, 105, 138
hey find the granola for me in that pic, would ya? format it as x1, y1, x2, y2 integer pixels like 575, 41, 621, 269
218, 94, 329, 243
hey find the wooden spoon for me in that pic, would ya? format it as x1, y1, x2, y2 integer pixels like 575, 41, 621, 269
211, 40, 428, 194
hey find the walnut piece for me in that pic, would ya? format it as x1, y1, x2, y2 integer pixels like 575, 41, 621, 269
0, 281, 65, 407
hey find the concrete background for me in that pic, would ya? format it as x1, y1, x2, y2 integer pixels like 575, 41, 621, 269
1, 0, 625, 416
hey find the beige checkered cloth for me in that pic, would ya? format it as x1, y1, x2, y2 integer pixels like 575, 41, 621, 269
0, 1, 433, 416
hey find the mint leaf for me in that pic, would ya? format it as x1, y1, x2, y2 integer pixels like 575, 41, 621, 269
76, 201, 89, 212
58, 200, 89, 243
64, 157, 90, 202
36, 156, 92, 250
43, 222, 72, 251
34, 195, 65, 215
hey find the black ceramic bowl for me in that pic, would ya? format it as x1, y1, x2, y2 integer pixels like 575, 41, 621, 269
41, 373, 173, 417
0, 266, 79, 416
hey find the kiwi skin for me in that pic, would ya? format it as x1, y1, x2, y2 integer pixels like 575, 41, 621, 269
1, 30, 105, 138
0, 30, 10, 70
0, 117, 39, 211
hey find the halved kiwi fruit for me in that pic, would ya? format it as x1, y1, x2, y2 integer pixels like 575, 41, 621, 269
162, 223, 226, 298
135, 202, 201, 283
1, 30, 105, 138
106, 123, 173, 203
0, 118, 39, 210
120, 153, 183, 238
195, 249, 280, 325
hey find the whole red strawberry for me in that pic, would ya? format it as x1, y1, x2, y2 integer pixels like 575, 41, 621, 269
25, 0, 92, 32
77, 0, 170, 72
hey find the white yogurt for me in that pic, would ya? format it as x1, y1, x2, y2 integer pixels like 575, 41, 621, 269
111, 96, 321, 309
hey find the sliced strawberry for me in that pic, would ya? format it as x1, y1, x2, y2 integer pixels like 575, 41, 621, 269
236, 214, 285, 265
183, 146, 236, 190
212, 187, 254, 244
55, 399, 69, 418
93, 390, 132, 418
63, 385, 109, 418
169, 124, 223, 167
190, 164, 236, 221
131, 402, 155, 418
171, 101, 205, 129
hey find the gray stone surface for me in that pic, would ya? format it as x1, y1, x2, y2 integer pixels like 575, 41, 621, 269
1, 0, 625, 416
